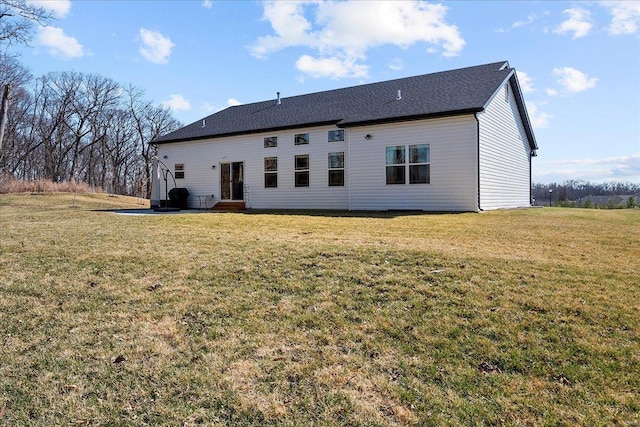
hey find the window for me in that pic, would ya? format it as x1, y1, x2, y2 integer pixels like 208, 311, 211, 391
264, 136, 277, 148
328, 129, 344, 142
295, 133, 309, 145
295, 154, 309, 187
385, 146, 405, 184
505, 84, 510, 103
264, 157, 277, 188
174, 163, 185, 179
328, 152, 344, 186
409, 144, 430, 184
385, 144, 430, 185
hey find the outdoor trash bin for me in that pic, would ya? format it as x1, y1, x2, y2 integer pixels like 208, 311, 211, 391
168, 187, 189, 209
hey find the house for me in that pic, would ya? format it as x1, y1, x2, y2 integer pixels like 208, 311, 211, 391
151, 61, 538, 212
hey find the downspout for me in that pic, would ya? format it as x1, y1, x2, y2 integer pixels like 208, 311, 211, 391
150, 149, 161, 208
475, 113, 482, 212
347, 129, 352, 211
529, 151, 533, 206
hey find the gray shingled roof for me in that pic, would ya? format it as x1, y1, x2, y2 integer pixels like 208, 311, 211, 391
153, 61, 537, 151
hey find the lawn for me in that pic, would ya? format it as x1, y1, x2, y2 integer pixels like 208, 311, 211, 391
1, 193, 638, 426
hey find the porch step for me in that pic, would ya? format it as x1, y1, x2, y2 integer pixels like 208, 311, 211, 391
212, 201, 246, 211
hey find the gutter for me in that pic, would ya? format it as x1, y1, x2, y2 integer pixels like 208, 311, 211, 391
152, 109, 486, 145
475, 113, 482, 212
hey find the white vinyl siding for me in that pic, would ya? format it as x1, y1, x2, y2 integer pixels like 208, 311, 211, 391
477, 81, 532, 210
155, 103, 531, 212
348, 116, 478, 211
156, 125, 349, 209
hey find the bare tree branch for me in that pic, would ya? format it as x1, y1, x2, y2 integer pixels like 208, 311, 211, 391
0, 0, 53, 46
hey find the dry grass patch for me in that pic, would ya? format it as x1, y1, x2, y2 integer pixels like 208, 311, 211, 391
0, 176, 104, 195
1, 194, 639, 426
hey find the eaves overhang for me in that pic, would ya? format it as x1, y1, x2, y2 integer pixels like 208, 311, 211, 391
152, 110, 486, 145
484, 69, 538, 153
151, 120, 341, 145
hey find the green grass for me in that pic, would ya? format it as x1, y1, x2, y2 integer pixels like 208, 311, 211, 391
1, 193, 639, 426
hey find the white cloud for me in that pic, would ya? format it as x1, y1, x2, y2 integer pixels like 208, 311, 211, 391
202, 102, 216, 114
496, 12, 538, 33
251, 0, 464, 78
204, 98, 243, 114
545, 88, 558, 97
162, 94, 191, 112
27, 0, 71, 18
296, 54, 369, 79
535, 153, 640, 182
553, 67, 597, 93
36, 26, 84, 59
202, 0, 213, 9
387, 58, 404, 72
512, 13, 537, 29
139, 28, 174, 64
601, 1, 640, 35
526, 101, 551, 129
517, 71, 535, 93
554, 8, 593, 39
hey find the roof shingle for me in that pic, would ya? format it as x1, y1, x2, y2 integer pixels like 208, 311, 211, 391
153, 61, 533, 148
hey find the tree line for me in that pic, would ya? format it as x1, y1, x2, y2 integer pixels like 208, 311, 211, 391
532, 180, 640, 207
0, 54, 181, 196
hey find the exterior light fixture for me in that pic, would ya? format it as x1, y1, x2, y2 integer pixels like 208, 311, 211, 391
365, 134, 372, 140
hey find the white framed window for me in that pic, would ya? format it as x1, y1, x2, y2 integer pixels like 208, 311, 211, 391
385, 146, 405, 184
295, 133, 309, 145
409, 144, 430, 184
264, 136, 277, 148
264, 157, 277, 188
328, 152, 344, 187
385, 144, 430, 185
328, 130, 344, 142
174, 163, 185, 179
295, 154, 309, 187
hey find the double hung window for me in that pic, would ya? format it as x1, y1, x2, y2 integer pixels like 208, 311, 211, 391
385, 144, 430, 185
328, 152, 344, 186
295, 155, 310, 187
264, 157, 277, 188
174, 163, 185, 179
385, 146, 405, 184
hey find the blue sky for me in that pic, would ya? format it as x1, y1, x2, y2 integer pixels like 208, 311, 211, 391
9, 0, 640, 184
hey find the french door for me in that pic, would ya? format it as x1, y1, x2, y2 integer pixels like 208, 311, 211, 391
220, 162, 244, 200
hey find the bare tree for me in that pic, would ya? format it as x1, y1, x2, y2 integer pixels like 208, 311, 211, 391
0, 0, 53, 46
0, 54, 32, 172
1, 57, 182, 195
125, 85, 181, 197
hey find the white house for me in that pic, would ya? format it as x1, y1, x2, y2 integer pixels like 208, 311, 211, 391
151, 61, 538, 212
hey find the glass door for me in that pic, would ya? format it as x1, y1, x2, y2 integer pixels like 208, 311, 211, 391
220, 162, 243, 200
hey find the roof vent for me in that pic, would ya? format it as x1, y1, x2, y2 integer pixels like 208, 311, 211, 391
396, 89, 402, 100
201, 119, 206, 128
276, 91, 281, 105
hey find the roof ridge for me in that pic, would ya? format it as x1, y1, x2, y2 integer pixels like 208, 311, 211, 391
215, 61, 511, 111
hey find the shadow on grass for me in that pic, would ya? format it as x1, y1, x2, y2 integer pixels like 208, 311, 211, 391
99, 207, 467, 218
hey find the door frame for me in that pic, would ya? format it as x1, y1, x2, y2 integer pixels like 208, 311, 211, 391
220, 161, 244, 201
